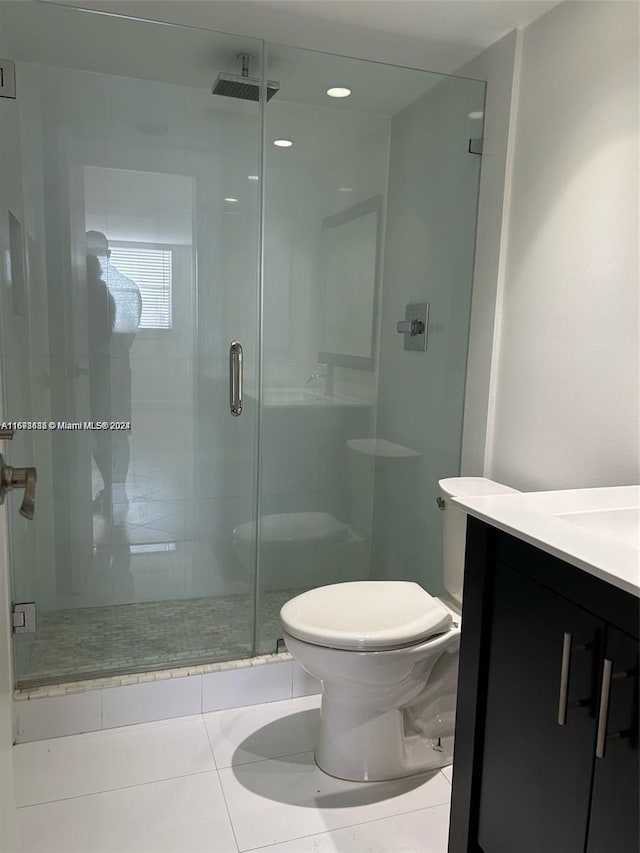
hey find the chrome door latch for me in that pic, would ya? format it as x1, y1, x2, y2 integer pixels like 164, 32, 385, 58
0, 453, 37, 519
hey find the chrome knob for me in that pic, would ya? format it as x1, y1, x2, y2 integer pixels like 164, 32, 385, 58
0, 453, 37, 519
396, 319, 425, 336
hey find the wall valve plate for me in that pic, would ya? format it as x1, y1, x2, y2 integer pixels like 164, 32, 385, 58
397, 302, 428, 351
0, 59, 16, 99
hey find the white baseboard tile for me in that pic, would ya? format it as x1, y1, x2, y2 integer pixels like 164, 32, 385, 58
14, 690, 102, 744
13, 656, 299, 742
202, 661, 293, 713
291, 663, 322, 698
102, 675, 202, 729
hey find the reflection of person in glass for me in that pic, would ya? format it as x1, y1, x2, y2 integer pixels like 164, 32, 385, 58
85, 231, 141, 515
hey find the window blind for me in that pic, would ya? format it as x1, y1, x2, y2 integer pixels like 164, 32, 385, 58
108, 245, 172, 330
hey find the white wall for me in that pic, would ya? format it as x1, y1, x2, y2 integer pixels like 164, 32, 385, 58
488, 0, 639, 490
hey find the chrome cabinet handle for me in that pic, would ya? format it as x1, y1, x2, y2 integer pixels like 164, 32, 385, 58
0, 452, 37, 519
595, 660, 635, 759
557, 632, 592, 725
558, 632, 573, 725
229, 341, 243, 416
595, 658, 613, 759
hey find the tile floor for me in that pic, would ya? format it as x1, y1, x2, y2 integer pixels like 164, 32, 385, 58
14, 694, 453, 852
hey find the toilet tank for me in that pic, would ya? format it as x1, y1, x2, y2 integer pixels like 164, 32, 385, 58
438, 477, 521, 606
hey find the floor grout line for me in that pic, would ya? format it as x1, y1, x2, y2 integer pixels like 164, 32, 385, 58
216, 766, 242, 853
16, 766, 219, 810
239, 798, 453, 852
201, 714, 240, 851
200, 711, 219, 771
203, 712, 242, 853
215, 748, 317, 772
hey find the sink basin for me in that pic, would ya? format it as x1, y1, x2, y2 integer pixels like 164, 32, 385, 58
555, 507, 639, 548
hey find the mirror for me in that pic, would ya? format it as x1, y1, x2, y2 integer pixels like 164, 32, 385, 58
318, 195, 382, 370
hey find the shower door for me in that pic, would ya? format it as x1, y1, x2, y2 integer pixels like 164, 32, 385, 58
0, 3, 263, 686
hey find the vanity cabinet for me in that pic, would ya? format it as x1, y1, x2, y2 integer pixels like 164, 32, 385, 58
449, 519, 639, 853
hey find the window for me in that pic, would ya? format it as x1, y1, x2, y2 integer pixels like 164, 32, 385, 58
108, 244, 173, 330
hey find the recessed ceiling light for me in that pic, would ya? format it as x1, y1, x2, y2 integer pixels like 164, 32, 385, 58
273, 139, 293, 147
247, 175, 259, 181
224, 197, 238, 203
327, 87, 351, 98
468, 111, 484, 119
338, 187, 353, 192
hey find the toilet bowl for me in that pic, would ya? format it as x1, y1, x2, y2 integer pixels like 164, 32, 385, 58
281, 477, 520, 782
282, 581, 460, 781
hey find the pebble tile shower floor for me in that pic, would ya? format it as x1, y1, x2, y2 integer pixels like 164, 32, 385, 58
15, 589, 302, 686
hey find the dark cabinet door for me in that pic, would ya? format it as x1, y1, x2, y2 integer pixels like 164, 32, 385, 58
587, 626, 639, 853
477, 562, 602, 853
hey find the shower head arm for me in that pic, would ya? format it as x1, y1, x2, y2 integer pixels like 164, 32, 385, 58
238, 53, 254, 78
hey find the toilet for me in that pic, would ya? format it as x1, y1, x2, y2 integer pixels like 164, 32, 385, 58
280, 477, 520, 782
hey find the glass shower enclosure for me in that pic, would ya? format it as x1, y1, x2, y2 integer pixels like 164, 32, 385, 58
0, 2, 485, 687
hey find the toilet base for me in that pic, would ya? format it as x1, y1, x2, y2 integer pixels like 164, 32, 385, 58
316, 693, 454, 782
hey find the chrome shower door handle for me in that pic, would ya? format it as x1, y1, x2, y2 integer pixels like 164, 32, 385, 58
229, 341, 243, 416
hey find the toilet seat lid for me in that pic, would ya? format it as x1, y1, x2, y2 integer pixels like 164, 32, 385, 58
280, 581, 452, 651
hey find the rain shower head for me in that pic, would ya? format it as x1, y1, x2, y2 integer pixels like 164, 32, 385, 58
212, 54, 280, 102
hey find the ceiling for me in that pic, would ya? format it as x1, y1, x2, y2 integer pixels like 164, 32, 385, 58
2, 2, 482, 117
254, 0, 559, 47
53, 0, 561, 74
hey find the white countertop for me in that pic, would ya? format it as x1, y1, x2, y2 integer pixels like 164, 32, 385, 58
453, 485, 640, 597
